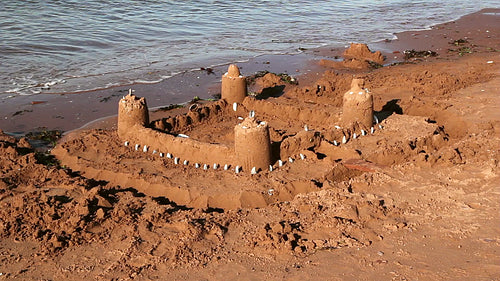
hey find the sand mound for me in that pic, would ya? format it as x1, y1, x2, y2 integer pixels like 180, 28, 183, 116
319, 43, 385, 70
343, 43, 384, 65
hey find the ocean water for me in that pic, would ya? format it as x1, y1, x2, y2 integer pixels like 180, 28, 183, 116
0, 0, 497, 97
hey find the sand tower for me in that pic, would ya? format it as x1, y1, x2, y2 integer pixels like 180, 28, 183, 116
234, 117, 272, 172
118, 92, 149, 138
342, 78, 373, 129
221, 64, 247, 104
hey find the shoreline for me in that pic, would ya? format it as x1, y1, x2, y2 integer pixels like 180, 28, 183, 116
1, 8, 499, 135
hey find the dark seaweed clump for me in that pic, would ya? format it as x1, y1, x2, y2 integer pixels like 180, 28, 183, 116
403, 49, 438, 60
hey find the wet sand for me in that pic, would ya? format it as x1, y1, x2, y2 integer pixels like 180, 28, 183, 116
0, 53, 323, 135
0, 8, 499, 281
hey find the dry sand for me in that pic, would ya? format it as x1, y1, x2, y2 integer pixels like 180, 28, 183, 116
0, 9, 499, 281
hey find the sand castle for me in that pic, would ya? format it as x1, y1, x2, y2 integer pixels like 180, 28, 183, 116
54, 61, 446, 209
117, 64, 381, 175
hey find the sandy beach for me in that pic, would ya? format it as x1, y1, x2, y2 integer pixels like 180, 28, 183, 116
0, 8, 499, 280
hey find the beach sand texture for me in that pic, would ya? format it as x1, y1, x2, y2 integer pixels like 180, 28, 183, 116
0, 8, 499, 280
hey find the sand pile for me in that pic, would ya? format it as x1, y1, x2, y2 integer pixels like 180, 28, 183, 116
319, 43, 385, 70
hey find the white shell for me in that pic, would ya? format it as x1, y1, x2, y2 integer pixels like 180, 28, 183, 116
269, 165, 273, 172
177, 134, 189, 138
135, 144, 140, 151
371, 127, 374, 134
143, 145, 148, 152
288, 157, 294, 163
278, 160, 283, 167
183, 160, 188, 165
379, 124, 383, 129
358, 91, 363, 95
174, 157, 179, 164
304, 125, 309, 132
374, 115, 379, 124
159, 153, 164, 157
342, 136, 347, 144
353, 133, 357, 139
233, 102, 238, 112
152, 150, 157, 154
361, 130, 366, 136
251, 167, 257, 174
167, 153, 172, 159
203, 164, 208, 170
300, 153, 305, 160
235, 166, 240, 173
334, 125, 341, 129
195, 163, 200, 168
267, 189, 274, 196
349, 91, 354, 95
224, 164, 229, 170
213, 163, 218, 170
124, 141, 129, 146
238, 116, 244, 120
333, 140, 338, 146
249, 110, 255, 118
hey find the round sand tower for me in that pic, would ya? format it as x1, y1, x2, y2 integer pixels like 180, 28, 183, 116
342, 78, 373, 129
221, 64, 247, 104
118, 92, 149, 138
234, 117, 272, 172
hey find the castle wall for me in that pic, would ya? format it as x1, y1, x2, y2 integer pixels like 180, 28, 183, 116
121, 125, 237, 167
